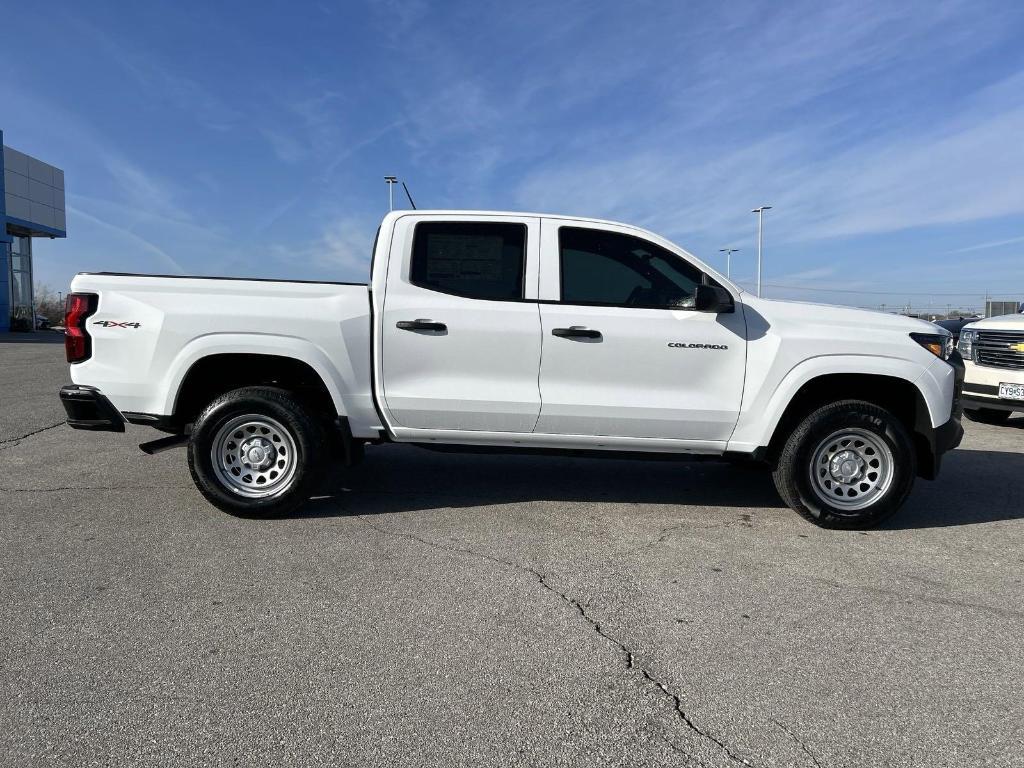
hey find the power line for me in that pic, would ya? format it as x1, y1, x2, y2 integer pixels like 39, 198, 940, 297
758, 282, 1024, 297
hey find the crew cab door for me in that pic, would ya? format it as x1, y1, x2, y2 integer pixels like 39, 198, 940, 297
378, 214, 542, 433
535, 219, 746, 444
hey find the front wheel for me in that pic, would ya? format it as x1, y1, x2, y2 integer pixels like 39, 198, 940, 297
187, 386, 327, 517
772, 400, 916, 528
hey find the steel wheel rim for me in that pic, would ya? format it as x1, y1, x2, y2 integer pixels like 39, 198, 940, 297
210, 414, 298, 498
808, 428, 894, 512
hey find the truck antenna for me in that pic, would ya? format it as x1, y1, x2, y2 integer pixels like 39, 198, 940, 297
401, 181, 417, 210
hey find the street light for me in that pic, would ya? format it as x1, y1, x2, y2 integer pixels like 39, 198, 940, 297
718, 248, 739, 279
384, 176, 398, 212
751, 205, 772, 297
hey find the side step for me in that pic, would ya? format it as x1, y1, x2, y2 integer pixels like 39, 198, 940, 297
139, 434, 188, 455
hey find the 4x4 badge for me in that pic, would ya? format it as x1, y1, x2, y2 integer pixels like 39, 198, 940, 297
93, 320, 141, 328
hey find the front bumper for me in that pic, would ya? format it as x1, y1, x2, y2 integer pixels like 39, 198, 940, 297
962, 384, 1024, 413
59, 385, 126, 432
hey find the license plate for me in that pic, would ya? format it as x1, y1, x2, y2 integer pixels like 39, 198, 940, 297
998, 382, 1024, 400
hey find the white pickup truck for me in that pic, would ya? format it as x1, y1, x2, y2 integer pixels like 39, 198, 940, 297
60, 210, 963, 527
957, 313, 1024, 423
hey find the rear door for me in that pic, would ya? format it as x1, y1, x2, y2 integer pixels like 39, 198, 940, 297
535, 219, 746, 444
379, 215, 542, 433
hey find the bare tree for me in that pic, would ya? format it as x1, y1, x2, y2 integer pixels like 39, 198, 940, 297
34, 284, 64, 327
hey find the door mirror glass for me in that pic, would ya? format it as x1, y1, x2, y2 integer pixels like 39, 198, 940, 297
694, 284, 734, 313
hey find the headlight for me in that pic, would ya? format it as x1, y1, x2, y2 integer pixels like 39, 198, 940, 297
958, 328, 976, 361
911, 331, 955, 362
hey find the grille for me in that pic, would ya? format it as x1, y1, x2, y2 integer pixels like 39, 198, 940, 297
975, 329, 1024, 370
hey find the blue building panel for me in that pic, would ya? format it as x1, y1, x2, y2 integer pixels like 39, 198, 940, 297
1, 128, 67, 333
1, 128, 9, 332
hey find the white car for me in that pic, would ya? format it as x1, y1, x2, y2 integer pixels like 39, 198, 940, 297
59, 210, 963, 527
958, 314, 1024, 423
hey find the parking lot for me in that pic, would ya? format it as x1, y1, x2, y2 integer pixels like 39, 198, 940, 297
2, 334, 1023, 767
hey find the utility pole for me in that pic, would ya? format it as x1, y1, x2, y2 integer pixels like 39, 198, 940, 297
751, 206, 772, 297
384, 176, 398, 212
718, 248, 739, 279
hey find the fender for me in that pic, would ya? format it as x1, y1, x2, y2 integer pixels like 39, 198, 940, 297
727, 354, 948, 454
161, 333, 353, 418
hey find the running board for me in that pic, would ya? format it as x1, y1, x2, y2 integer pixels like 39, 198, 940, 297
139, 434, 188, 455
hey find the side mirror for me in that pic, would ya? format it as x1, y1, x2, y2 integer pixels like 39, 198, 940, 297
694, 284, 734, 313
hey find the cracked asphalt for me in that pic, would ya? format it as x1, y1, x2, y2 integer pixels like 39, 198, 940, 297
2, 335, 1023, 767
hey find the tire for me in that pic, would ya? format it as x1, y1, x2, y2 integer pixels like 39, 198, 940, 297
963, 407, 1012, 424
772, 400, 916, 529
187, 386, 327, 518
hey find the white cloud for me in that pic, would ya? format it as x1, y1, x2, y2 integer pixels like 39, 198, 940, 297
948, 235, 1024, 254
267, 216, 376, 282
68, 205, 185, 274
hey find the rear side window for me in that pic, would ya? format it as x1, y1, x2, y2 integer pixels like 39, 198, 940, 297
559, 226, 702, 309
411, 222, 526, 301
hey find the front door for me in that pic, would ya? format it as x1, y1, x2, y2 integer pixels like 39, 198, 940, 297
535, 221, 746, 443
380, 216, 542, 433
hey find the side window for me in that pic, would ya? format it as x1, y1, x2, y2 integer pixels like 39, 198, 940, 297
411, 222, 526, 301
559, 227, 702, 309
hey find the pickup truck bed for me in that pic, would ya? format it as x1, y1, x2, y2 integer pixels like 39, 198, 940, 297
65, 272, 381, 436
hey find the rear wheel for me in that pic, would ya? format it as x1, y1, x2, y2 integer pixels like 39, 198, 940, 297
188, 386, 327, 517
963, 407, 1012, 424
772, 400, 916, 528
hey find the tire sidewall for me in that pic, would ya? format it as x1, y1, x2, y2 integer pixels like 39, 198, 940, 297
188, 388, 322, 517
788, 405, 915, 527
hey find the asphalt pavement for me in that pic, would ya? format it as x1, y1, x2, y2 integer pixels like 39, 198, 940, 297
1, 334, 1022, 767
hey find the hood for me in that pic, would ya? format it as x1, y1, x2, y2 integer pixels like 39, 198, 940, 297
964, 313, 1024, 331
740, 294, 939, 335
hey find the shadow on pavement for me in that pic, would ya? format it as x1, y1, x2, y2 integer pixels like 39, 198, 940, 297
887, 446, 1024, 529
296, 443, 1024, 529
300, 446, 785, 519
964, 414, 1024, 430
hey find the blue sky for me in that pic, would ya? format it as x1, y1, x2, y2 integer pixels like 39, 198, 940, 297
5, 0, 1024, 312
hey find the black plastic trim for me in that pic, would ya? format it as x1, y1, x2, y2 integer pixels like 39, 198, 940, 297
123, 412, 180, 433
59, 385, 126, 432
77, 271, 366, 287
139, 434, 189, 454
961, 394, 1024, 412
409, 443, 727, 462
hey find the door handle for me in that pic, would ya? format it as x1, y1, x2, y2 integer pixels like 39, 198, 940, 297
396, 319, 447, 332
552, 326, 602, 340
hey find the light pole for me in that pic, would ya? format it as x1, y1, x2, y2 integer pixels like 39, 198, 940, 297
719, 248, 739, 279
751, 205, 772, 297
384, 176, 398, 212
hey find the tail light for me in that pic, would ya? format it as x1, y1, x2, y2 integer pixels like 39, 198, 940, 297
65, 293, 98, 363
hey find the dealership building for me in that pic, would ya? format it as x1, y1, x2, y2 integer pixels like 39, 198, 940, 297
1, 129, 67, 332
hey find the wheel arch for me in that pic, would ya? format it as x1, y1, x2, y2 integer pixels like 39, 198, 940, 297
170, 350, 343, 428
758, 369, 939, 479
